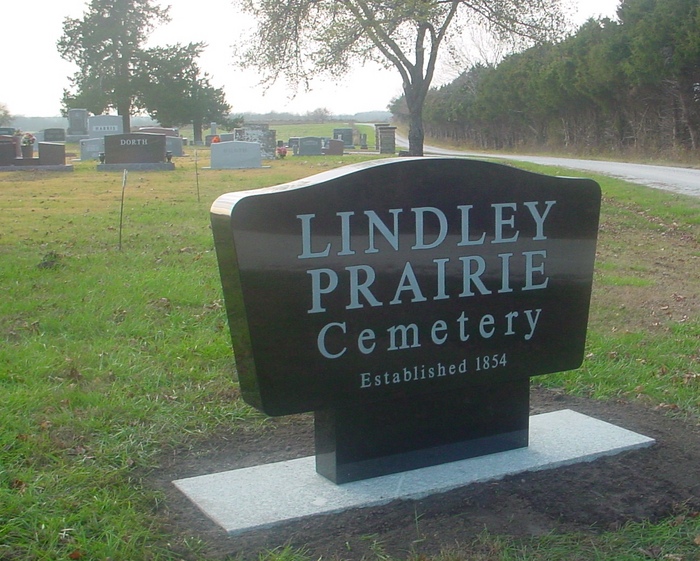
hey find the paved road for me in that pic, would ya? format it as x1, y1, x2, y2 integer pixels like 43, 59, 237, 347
394, 134, 700, 198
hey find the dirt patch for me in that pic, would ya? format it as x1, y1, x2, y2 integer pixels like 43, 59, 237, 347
151, 386, 699, 560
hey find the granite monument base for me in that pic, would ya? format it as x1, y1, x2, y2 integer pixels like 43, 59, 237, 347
173, 409, 655, 536
97, 162, 175, 171
315, 379, 529, 483
0, 164, 74, 172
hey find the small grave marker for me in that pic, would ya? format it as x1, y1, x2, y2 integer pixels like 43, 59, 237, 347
80, 137, 104, 161
211, 157, 602, 483
323, 138, 344, 156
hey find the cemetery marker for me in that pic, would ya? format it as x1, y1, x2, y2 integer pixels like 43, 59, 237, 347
210, 157, 603, 483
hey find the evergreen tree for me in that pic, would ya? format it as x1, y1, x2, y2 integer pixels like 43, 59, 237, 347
57, 0, 170, 131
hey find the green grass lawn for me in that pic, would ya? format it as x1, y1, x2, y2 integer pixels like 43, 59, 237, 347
1, 151, 698, 560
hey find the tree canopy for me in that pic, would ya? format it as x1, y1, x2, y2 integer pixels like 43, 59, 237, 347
57, 0, 234, 135
58, 0, 170, 131
0, 103, 12, 127
137, 42, 238, 141
237, 0, 569, 155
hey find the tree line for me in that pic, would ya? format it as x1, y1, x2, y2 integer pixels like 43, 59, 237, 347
390, 0, 700, 157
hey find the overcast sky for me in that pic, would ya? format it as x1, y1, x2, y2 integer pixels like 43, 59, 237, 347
2, 0, 620, 118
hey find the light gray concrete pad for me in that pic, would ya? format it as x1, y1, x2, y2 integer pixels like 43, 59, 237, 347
173, 409, 655, 535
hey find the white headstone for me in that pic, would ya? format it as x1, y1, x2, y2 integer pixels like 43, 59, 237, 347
80, 137, 105, 161
210, 141, 261, 169
88, 115, 124, 138
165, 136, 184, 157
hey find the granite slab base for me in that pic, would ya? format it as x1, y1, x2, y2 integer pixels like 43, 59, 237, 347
0, 165, 74, 172
173, 409, 655, 535
97, 162, 175, 171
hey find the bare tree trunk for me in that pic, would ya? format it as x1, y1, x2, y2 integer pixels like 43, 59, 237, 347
193, 118, 203, 143
117, 101, 131, 132
407, 102, 425, 156
404, 81, 426, 156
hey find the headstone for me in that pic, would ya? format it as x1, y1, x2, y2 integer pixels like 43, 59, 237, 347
43, 128, 66, 143
234, 125, 277, 159
332, 128, 354, 148
0, 127, 16, 136
374, 123, 390, 149
67, 109, 88, 136
297, 136, 323, 156
360, 133, 369, 150
38, 142, 66, 166
219, 133, 235, 142
288, 137, 300, 155
80, 137, 105, 161
0, 136, 16, 166
210, 141, 262, 169
210, 157, 601, 484
165, 136, 184, 157
377, 125, 397, 154
138, 126, 179, 137
210, 123, 218, 136
103, 132, 166, 164
88, 115, 123, 138
323, 138, 344, 156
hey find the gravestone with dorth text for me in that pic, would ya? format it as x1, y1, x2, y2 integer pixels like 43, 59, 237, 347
210, 157, 601, 484
210, 141, 262, 169
103, 133, 166, 164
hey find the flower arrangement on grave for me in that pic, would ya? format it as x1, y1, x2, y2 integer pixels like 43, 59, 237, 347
21, 133, 36, 146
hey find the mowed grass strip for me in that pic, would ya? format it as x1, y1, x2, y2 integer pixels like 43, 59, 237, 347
1, 152, 698, 560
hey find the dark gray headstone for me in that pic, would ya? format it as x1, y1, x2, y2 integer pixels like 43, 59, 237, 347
332, 128, 354, 147
104, 133, 166, 164
377, 125, 397, 154
67, 109, 88, 136
43, 128, 66, 142
0, 136, 16, 165
297, 136, 323, 156
38, 142, 65, 166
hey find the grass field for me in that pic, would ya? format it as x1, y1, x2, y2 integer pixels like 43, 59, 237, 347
1, 148, 698, 560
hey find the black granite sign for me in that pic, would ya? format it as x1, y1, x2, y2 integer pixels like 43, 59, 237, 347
211, 157, 601, 481
104, 133, 166, 164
